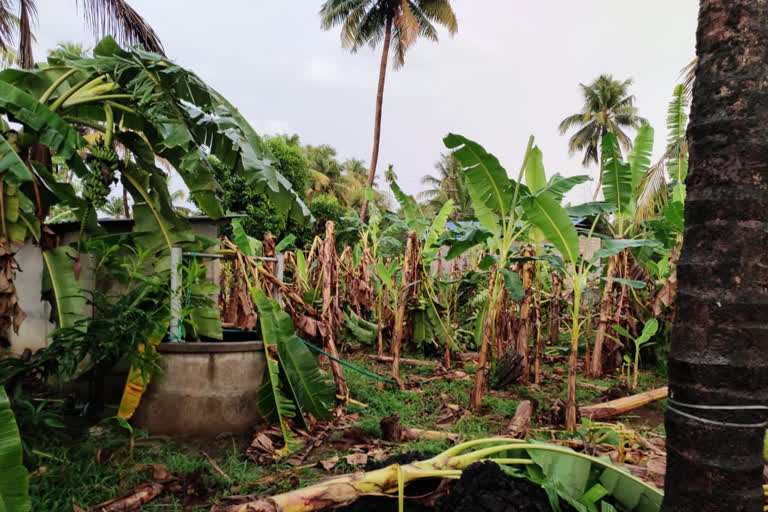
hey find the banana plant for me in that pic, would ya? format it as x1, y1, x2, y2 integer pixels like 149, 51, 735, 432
0, 36, 310, 340
253, 290, 335, 455
440, 134, 595, 411
439, 133, 536, 411
440, 134, 658, 427
612, 318, 658, 390
389, 180, 458, 356
0, 386, 30, 512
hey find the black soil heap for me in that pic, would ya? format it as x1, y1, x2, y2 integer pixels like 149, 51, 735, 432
328, 456, 559, 512
434, 461, 554, 512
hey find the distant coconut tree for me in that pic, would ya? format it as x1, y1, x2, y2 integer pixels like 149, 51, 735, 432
420, 153, 472, 220
320, 0, 458, 221
559, 75, 647, 197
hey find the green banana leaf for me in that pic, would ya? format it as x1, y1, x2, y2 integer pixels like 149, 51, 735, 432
231, 218, 263, 256
601, 133, 633, 218
0, 386, 30, 512
390, 181, 425, 234
0, 81, 83, 161
122, 164, 196, 258
444, 133, 518, 233
539, 174, 591, 203
253, 289, 333, 422
628, 125, 654, 193
41, 246, 85, 329
253, 290, 333, 454
565, 202, 617, 219
523, 440, 663, 512
0, 133, 33, 186
521, 193, 580, 265
438, 223, 493, 260
424, 199, 453, 258
187, 281, 223, 341
592, 238, 661, 262
525, 146, 547, 193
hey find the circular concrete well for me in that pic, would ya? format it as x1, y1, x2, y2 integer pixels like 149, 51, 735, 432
133, 341, 265, 437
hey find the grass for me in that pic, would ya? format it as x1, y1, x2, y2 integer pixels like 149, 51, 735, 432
24, 351, 668, 510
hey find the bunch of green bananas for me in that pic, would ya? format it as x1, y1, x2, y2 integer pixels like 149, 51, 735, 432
83, 139, 119, 208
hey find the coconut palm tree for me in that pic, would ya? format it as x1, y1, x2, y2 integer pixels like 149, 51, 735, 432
419, 153, 472, 220
320, 0, 458, 221
0, 0, 163, 69
660, 1, 768, 510
559, 75, 647, 197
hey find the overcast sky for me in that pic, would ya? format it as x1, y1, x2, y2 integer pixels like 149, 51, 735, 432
33, 1, 699, 204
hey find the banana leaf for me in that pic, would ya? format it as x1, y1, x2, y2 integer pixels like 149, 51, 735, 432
423, 199, 453, 259
601, 133, 633, 218
525, 147, 547, 193
539, 174, 591, 203
628, 125, 654, 193
444, 134, 520, 233
0, 133, 33, 186
117, 324, 167, 420
390, 181, 425, 233
232, 218, 263, 256
521, 194, 580, 265
253, 290, 333, 423
592, 239, 661, 262
0, 386, 30, 512
524, 440, 663, 512
41, 246, 85, 329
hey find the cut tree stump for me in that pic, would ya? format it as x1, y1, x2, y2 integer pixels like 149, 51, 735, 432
579, 386, 668, 420
505, 400, 533, 438
380, 413, 402, 442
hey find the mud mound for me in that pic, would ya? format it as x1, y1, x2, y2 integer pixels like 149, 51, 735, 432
434, 461, 554, 512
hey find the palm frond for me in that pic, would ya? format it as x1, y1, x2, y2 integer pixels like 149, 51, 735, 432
666, 84, 688, 150
0, 2, 16, 53
77, 0, 164, 54
320, 0, 370, 29
635, 159, 668, 224
680, 57, 696, 100
558, 113, 587, 134
413, 0, 457, 34
407, 1, 438, 41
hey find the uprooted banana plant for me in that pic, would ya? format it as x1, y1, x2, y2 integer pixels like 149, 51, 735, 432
211, 438, 663, 512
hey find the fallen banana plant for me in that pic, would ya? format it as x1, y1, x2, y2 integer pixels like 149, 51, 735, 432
211, 438, 663, 512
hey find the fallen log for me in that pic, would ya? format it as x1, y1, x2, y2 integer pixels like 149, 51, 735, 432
505, 400, 533, 438
367, 354, 481, 367
401, 427, 459, 443
579, 386, 668, 421
366, 355, 436, 367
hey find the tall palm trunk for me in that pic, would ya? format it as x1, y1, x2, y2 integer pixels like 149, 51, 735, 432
359, 16, 393, 222
661, 2, 768, 510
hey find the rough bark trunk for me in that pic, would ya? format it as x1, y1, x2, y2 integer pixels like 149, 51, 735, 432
590, 254, 617, 377
548, 271, 562, 347
661, 2, 768, 510
515, 250, 536, 383
470, 271, 498, 411
359, 17, 393, 222
320, 222, 349, 402
391, 231, 418, 390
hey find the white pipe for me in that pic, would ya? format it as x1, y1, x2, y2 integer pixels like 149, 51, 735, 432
169, 246, 182, 342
